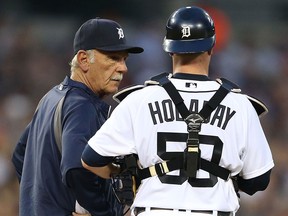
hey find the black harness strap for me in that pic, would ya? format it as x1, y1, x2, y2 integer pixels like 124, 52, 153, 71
154, 74, 235, 120
154, 73, 190, 119
138, 156, 230, 181
139, 73, 233, 181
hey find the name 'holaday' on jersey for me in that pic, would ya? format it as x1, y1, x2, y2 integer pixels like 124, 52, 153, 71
148, 98, 236, 130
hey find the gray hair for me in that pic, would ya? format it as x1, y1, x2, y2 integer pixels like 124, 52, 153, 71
69, 50, 95, 72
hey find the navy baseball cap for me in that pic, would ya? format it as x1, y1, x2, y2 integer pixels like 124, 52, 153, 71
73, 18, 144, 55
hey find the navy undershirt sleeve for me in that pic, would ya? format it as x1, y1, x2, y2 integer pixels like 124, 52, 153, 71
238, 169, 272, 195
82, 145, 114, 167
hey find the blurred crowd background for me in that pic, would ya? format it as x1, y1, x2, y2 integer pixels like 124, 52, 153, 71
1, 0, 288, 215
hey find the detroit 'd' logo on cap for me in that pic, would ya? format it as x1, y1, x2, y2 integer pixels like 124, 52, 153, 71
117, 28, 125, 39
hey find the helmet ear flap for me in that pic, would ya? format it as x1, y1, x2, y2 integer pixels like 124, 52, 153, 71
208, 48, 213, 55
163, 6, 216, 54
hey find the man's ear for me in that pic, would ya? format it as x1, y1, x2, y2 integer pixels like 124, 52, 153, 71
76, 50, 90, 72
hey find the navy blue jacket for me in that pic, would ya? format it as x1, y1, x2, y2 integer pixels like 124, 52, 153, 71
12, 76, 122, 216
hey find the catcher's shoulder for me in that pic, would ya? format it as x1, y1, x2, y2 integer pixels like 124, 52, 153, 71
112, 75, 162, 103
113, 85, 145, 103
217, 77, 268, 117
113, 75, 268, 117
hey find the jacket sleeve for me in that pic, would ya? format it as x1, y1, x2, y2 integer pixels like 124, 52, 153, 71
11, 123, 31, 182
66, 168, 123, 216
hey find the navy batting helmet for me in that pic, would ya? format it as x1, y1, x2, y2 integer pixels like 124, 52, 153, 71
163, 6, 215, 54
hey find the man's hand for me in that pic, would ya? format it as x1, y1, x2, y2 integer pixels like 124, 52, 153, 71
72, 212, 91, 216
74, 200, 91, 216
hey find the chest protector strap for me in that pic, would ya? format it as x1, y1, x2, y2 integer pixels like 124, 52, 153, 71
138, 73, 237, 181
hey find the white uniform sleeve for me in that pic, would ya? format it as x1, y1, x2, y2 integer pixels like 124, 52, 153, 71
88, 97, 136, 157
240, 102, 274, 179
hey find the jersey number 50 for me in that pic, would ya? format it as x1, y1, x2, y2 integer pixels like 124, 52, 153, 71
157, 132, 223, 188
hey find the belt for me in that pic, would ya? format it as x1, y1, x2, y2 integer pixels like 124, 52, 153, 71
134, 207, 233, 216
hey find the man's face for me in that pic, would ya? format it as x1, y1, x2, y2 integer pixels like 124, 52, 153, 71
87, 49, 129, 97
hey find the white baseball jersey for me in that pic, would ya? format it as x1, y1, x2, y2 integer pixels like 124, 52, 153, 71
88, 74, 274, 212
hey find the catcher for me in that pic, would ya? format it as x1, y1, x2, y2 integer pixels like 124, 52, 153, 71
81, 6, 274, 216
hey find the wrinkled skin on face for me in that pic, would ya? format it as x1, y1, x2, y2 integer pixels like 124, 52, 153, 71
73, 49, 129, 98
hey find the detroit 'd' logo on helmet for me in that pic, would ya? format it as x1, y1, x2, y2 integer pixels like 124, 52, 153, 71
163, 6, 216, 53
181, 25, 191, 38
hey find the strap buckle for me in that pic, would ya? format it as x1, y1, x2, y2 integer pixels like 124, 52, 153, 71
185, 113, 204, 133
183, 144, 201, 178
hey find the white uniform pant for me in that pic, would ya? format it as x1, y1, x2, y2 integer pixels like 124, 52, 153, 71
131, 209, 230, 216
